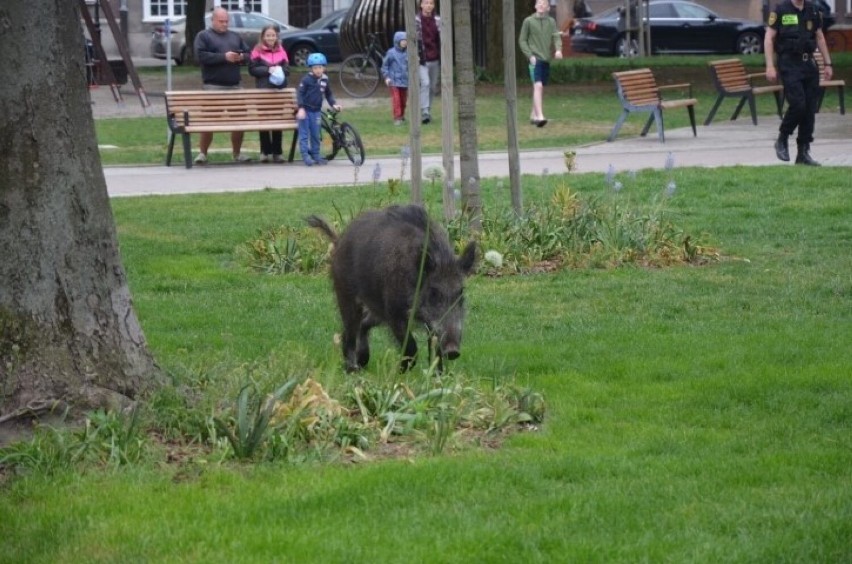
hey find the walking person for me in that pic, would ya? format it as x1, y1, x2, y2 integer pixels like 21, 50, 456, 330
382, 31, 410, 126
415, 0, 441, 124
519, 0, 563, 127
296, 53, 341, 166
248, 25, 290, 163
193, 7, 252, 164
765, 0, 834, 166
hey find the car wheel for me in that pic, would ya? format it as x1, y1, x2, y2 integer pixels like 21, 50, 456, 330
290, 43, 314, 67
737, 32, 762, 55
616, 35, 639, 58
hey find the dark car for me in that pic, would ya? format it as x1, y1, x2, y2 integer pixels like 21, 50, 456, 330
280, 9, 347, 67
150, 12, 300, 65
571, 0, 765, 57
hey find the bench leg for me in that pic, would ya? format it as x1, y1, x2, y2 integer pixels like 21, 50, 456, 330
181, 132, 193, 169
166, 131, 176, 166
731, 96, 747, 122
839, 85, 845, 115
817, 87, 826, 113
653, 109, 665, 143
773, 90, 784, 118
607, 110, 630, 142
687, 105, 696, 138
288, 130, 298, 162
640, 111, 662, 142
745, 94, 757, 126
703, 95, 725, 126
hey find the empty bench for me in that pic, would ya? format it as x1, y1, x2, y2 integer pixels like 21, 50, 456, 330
814, 51, 845, 115
608, 68, 697, 143
165, 88, 300, 168
705, 58, 783, 126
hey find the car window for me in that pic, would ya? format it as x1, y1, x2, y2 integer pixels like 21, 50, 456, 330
648, 4, 676, 18
241, 13, 277, 31
673, 3, 714, 19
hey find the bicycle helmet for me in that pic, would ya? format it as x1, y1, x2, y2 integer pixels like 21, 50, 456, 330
306, 53, 327, 67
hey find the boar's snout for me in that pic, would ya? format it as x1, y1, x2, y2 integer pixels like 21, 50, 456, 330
443, 347, 460, 360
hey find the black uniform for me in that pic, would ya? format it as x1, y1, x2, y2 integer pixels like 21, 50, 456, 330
768, 1, 824, 164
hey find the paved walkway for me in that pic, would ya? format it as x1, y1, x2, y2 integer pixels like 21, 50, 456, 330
95, 87, 852, 197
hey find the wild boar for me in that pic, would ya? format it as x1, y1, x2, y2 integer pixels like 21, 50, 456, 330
307, 205, 476, 372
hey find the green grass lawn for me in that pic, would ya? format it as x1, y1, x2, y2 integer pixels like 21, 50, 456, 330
2, 165, 850, 562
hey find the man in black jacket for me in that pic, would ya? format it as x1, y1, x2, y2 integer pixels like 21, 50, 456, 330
193, 7, 251, 164
764, 0, 834, 166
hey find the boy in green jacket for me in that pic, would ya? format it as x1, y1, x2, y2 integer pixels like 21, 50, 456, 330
519, 0, 563, 127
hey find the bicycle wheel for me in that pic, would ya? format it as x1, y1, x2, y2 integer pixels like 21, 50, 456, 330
321, 122, 339, 161
339, 123, 365, 166
339, 54, 380, 98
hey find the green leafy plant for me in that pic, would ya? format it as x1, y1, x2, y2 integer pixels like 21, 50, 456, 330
213, 379, 298, 460
76, 408, 147, 467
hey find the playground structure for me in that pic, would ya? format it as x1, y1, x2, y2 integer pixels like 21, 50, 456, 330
79, 0, 150, 111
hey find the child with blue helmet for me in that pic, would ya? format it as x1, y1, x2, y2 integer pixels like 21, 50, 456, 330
296, 52, 342, 166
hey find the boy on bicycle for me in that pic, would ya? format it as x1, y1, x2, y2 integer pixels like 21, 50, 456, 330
296, 52, 342, 166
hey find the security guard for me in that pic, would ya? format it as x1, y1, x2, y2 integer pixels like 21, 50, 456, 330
764, 0, 834, 166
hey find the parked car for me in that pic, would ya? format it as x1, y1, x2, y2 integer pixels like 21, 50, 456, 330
279, 9, 347, 67
150, 12, 301, 65
571, 0, 766, 57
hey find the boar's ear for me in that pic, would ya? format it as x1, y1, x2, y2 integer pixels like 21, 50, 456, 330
457, 241, 477, 276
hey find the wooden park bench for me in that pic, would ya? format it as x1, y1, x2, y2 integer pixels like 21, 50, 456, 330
814, 51, 845, 115
165, 88, 300, 168
608, 68, 697, 143
704, 58, 783, 126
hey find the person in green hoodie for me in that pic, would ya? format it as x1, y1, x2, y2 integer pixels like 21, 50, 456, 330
519, 0, 563, 127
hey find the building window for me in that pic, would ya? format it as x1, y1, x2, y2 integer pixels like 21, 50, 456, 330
144, 0, 186, 21
219, 0, 264, 12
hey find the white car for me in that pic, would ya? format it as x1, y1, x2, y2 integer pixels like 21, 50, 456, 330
150, 12, 301, 65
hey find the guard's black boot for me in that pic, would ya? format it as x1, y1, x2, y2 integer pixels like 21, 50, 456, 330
795, 143, 821, 166
774, 134, 790, 162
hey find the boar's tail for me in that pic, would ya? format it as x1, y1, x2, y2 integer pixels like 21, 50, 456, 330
305, 215, 338, 242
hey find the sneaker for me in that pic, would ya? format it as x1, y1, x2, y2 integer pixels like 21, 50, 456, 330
421, 112, 431, 124
272, 154, 284, 163
233, 154, 252, 163
314, 157, 328, 166
394, 119, 404, 126
303, 157, 315, 167
194, 153, 208, 164
259, 154, 270, 163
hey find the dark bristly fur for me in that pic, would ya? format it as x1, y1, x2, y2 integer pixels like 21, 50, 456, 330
307, 205, 476, 373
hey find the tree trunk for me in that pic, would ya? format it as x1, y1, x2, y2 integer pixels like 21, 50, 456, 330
453, 0, 482, 231
185, 0, 208, 67
0, 0, 160, 431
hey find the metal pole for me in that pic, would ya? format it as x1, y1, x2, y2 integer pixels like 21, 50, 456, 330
120, 0, 128, 41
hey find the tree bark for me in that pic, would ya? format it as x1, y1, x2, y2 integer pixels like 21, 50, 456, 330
453, 0, 482, 231
0, 0, 160, 429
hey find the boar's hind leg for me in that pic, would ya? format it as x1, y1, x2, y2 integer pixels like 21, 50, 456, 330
355, 312, 380, 369
339, 301, 365, 373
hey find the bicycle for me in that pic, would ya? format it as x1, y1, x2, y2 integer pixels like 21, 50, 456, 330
338, 33, 384, 98
320, 108, 365, 165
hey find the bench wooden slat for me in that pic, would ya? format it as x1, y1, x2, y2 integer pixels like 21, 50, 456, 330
705, 58, 783, 126
608, 68, 697, 143
164, 88, 301, 169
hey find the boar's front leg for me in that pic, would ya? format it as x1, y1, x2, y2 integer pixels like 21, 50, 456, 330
387, 317, 418, 372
